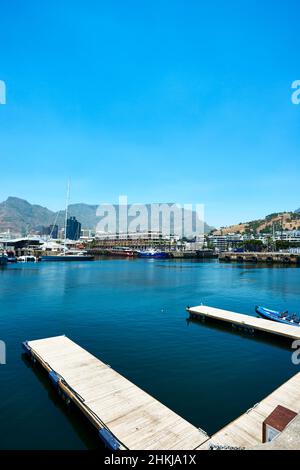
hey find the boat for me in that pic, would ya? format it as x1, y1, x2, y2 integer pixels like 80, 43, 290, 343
255, 306, 300, 326
0, 254, 8, 266
17, 255, 38, 263
40, 181, 94, 262
6, 251, 17, 263
41, 250, 94, 262
137, 248, 169, 259
107, 247, 136, 257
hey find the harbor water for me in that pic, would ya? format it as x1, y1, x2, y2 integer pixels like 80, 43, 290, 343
0, 259, 299, 449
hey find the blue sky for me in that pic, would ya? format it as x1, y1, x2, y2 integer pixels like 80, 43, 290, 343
0, 0, 299, 227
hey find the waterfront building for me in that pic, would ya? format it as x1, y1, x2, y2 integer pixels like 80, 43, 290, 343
289, 247, 300, 254
93, 230, 180, 250
49, 224, 58, 239
274, 230, 300, 244
95, 230, 178, 242
40, 224, 59, 239
208, 235, 228, 252
80, 229, 95, 241
66, 216, 81, 241
208, 233, 243, 252
208, 230, 300, 253
40, 226, 50, 236
0, 230, 21, 240
81, 228, 92, 237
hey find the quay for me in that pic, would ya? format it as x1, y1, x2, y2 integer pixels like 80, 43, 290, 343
22, 335, 208, 450
219, 251, 300, 264
199, 372, 300, 449
187, 305, 300, 341
87, 248, 216, 259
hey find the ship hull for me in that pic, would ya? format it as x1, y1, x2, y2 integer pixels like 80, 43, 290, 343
108, 250, 136, 257
0, 256, 8, 266
138, 252, 169, 259
41, 255, 94, 262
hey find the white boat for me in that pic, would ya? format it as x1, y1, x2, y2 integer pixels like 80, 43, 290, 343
41, 249, 93, 262
17, 255, 37, 263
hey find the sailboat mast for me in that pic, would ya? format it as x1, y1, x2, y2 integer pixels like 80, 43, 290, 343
64, 180, 70, 253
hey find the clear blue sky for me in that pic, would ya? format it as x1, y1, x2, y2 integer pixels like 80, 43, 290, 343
0, 0, 299, 227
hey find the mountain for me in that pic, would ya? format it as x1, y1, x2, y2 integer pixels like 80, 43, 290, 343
66, 203, 99, 229
0, 198, 101, 235
0, 197, 213, 236
213, 211, 300, 235
0, 197, 56, 235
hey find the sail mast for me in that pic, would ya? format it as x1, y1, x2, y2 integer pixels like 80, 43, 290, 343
64, 179, 70, 254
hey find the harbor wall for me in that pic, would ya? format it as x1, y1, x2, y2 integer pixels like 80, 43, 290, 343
219, 252, 300, 264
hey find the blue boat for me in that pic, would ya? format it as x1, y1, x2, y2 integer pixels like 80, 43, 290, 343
137, 249, 169, 259
255, 306, 300, 326
0, 254, 8, 266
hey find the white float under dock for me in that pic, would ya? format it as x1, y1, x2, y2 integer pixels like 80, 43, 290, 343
187, 305, 300, 341
23, 335, 208, 450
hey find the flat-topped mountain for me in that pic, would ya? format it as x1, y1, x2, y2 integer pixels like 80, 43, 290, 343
0, 197, 213, 236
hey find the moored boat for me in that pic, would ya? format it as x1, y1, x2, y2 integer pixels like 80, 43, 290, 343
17, 255, 38, 263
41, 250, 94, 261
0, 254, 8, 266
107, 247, 136, 257
255, 306, 300, 326
6, 251, 17, 263
137, 249, 169, 259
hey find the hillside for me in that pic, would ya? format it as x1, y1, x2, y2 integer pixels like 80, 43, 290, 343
0, 198, 107, 235
0, 197, 213, 236
0, 197, 56, 235
213, 211, 300, 235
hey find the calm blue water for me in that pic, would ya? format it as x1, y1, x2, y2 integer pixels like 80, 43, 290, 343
0, 259, 299, 449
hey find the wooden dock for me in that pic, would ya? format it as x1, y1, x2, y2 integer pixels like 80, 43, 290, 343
23, 335, 208, 450
187, 305, 300, 341
199, 372, 300, 449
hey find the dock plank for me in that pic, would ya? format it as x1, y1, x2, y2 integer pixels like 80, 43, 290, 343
27, 335, 208, 450
188, 305, 300, 340
199, 372, 300, 449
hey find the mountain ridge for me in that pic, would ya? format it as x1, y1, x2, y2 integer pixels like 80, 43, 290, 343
0, 197, 213, 236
